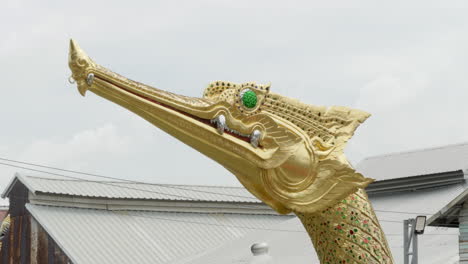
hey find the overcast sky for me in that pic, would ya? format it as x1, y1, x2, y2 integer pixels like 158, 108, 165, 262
1, 1, 468, 197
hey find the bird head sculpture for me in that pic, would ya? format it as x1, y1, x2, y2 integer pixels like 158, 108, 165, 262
69, 40, 373, 215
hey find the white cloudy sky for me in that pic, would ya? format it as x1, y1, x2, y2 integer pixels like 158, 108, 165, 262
1, 1, 468, 197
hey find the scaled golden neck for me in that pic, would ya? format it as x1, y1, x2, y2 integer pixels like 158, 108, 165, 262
296, 189, 394, 264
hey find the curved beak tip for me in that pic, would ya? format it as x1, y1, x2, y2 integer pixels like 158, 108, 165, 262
78, 86, 87, 96
69, 39, 79, 53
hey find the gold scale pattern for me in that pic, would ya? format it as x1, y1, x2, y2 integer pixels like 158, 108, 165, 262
296, 189, 393, 264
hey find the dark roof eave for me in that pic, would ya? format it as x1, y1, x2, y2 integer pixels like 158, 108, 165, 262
366, 170, 465, 195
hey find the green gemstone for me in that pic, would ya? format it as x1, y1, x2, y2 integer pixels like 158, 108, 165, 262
242, 90, 257, 108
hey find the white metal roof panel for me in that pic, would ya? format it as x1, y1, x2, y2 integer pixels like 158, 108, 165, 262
185, 217, 317, 264
3, 174, 260, 203
357, 142, 468, 181
26, 204, 293, 264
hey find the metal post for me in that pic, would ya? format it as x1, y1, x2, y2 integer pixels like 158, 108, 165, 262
404, 218, 419, 264
412, 230, 418, 264
404, 220, 409, 264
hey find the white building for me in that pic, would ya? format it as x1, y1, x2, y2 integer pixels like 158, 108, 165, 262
0, 174, 293, 263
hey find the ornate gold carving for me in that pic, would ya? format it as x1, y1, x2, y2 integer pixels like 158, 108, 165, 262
68, 40, 393, 263
262, 159, 374, 214
297, 189, 394, 263
68, 40, 96, 96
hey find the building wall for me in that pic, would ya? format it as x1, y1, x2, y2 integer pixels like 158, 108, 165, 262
0, 182, 71, 264
30, 216, 71, 264
460, 203, 468, 263
1, 214, 30, 263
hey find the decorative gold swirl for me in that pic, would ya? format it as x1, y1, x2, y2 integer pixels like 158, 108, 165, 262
262, 158, 374, 214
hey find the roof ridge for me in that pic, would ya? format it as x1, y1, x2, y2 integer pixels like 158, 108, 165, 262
361, 141, 468, 161
23, 175, 246, 189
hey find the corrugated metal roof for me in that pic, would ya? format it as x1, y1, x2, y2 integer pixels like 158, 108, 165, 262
427, 184, 468, 227
3, 174, 259, 203
26, 204, 293, 264
357, 142, 468, 181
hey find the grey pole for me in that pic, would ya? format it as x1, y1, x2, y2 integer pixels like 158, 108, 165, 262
404, 218, 420, 264
409, 219, 417, 264
404, 220, 409, 264
412, 228, 418, 264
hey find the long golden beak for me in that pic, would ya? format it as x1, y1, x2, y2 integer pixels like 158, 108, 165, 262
67, 39, 293, 171
69, 39, 213, 111
68, 39, 233, 147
